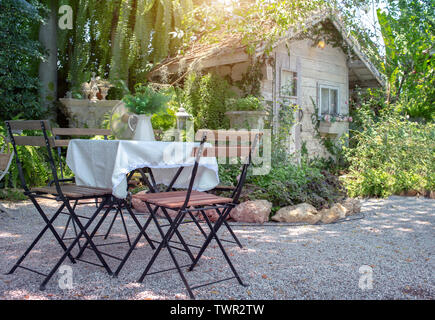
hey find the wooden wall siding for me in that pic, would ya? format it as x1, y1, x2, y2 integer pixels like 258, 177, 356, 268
278, 39, 349, 158
213, 39, 351, 159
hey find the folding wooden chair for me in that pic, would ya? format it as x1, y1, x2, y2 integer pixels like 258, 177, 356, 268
114, 130, 261, 299
51, 127, 131, 246
5, 120, 154, 290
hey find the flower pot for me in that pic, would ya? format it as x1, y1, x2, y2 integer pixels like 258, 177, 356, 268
225, 111, 269, 130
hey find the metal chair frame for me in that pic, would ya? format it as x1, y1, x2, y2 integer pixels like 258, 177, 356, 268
114, 132, 260, 299
5, 120, 155, 290
51, 127, 132, 247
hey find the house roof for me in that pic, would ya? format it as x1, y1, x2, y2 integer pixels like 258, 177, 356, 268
150, 10, 384, 88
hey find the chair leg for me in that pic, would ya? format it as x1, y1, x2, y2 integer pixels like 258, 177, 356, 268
113, 203, 157, 277
60, 199, 79, 241
188, 209, 243, 248
119, 207, 131, 247
75, 201, 115, 259
60, 215, 72, 240
188, 211, 208, 238
164, 231, 196, 299
159, 206, 195, 263
39, 197, 112, 290
196, 209, 246, 287
7, 202, 73, 275
122, 199, 155, 250
222, 219, 243, 248
103, 208, 120, 240
188, 206, 233, 271
139, 209, 196, 298
138, 209, 186, 282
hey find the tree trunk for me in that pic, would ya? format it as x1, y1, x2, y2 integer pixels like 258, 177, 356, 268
39, 0, 58, 118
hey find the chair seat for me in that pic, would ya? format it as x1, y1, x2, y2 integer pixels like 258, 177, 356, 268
32, 184, 112, 198
134, 190, 233, 209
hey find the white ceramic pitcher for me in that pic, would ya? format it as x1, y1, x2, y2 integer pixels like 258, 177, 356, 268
128, 114, 155, 141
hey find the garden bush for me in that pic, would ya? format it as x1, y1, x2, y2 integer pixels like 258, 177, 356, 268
343, 113, 435, 197
182, 72, 235, 129
218, 156, 346, 213
0, 0, 46, 122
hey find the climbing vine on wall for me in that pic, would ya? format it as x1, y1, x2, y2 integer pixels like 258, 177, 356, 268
235, 58, 265, 98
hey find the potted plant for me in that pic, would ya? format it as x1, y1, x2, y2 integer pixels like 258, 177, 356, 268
123, 84, 170, 141
225, 95, 269, 130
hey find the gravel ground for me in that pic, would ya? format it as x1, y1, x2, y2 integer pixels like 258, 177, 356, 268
0, 196, 433, 300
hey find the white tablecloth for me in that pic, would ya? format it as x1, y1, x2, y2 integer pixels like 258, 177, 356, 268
66, 140, 220, 199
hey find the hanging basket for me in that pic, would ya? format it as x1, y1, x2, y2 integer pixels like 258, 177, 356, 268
0, 134, 13, 182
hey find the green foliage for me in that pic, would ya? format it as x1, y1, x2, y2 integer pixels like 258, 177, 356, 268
123, 84, 170, 115
227, 96, 265, 112
0, 123, 72, 189
377, 0, 435, 121
235, 59, 264, 97
0, 189, 27, 202
57, 0, 193, 94
245, 157, 345, 211
151, 86, 178, 131
182, 72, 235, 129
343, 111, 435, 197
0, 0, 46, 121
2, 142, 71, 189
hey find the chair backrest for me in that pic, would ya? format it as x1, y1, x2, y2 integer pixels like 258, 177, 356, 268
193, 129, 263, 204
51, 128, 111, 147
5, 120, 59, 193
179, 133, 207, 210
193, 130, 262, 159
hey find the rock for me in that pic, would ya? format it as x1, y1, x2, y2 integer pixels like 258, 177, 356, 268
319, 208, 339, 224
272, 203, 320, 224
342, 198, 362, 216
230, 200, 272, 224
336, 203, 348, 219
320, 203, 347, 224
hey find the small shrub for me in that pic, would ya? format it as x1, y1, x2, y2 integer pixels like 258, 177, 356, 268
123, 84, 170, 115
0, 0, 46, 122
182, 72, 235, 129
227, 95, 265, 111
343, 113, 435, 197
246, 159, 345, 211
0, 189, 27, 202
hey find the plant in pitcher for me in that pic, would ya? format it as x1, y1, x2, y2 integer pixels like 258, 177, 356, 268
123, 84, 170, 141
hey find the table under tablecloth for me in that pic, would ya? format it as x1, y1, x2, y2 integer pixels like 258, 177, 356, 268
66, 140, 219, 199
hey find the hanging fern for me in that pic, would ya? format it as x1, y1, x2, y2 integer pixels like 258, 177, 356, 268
69, 0, 91, 91
58, 0, 193, 93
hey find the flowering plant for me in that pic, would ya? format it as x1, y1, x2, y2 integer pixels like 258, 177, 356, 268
318, 114, 353, 123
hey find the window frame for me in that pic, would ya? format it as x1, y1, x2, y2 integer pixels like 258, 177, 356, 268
318, 84, 340, 117
280, 68, 298, 98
